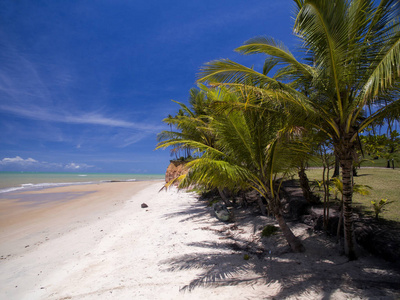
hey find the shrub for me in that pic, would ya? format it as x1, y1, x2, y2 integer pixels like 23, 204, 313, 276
371, 198, 388, 220
261, 225, 279, 237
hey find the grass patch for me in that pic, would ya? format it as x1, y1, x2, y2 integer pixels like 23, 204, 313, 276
261, 225, 279, 237
305, 167, 400, 222
305, 155, 396, 168
358, 155, 397, 168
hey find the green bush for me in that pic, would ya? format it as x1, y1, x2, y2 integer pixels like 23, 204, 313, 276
371, 198, 388, 220
261, 225, 279, 237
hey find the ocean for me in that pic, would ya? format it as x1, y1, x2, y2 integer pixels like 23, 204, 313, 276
0, 172, 165, 194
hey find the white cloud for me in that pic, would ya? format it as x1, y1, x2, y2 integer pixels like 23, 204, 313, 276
114, 131, 149, 148
0, 156, 38, 165
65, 162, 94, 170
0, 156, 95, 171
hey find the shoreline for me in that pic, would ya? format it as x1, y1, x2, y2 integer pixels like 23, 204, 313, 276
1, 180, 399, 299
0, 181, 163, 262
0, 179, 157, 195
0, 172, 165, 194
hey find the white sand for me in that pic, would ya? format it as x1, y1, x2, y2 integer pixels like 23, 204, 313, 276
0, 181, 399, 299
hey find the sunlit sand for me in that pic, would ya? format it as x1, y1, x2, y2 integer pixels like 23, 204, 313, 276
0, 181, 399, 299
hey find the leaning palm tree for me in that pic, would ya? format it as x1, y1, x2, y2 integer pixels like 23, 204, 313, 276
158, 85, 236, 203
157, 86, 308, 252
198, 0, 400, 259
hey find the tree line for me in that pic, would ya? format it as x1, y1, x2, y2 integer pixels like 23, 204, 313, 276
156, 0, 400, 260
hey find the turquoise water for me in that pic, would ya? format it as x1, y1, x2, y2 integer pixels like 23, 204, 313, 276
0, 172, 164, 193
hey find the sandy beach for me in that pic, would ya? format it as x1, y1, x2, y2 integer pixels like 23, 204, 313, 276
1, 181, 399, 299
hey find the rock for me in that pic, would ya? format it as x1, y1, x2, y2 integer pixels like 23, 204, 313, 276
213, 202, 230, 222
301, 215, 314, 226
313, 215, 341, 236
355, 221, 400, 264
286, 198, 310, 220
281, 180, 310, 220
141, 203, 148, 208
165, 160, 188, 185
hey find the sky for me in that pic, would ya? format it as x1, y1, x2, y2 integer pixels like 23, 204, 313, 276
0, 0, 296, 174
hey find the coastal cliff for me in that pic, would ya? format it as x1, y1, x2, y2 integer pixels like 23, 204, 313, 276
165, 160, 188, 185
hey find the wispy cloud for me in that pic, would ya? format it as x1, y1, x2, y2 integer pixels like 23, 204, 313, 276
0, 104, 163, 132
0, 36, 163, 149
65, 162, 94, 170
155, 2, 281, 44
0, 156, 94, 171
0, 156, 38, 166
0, 40, 53, 107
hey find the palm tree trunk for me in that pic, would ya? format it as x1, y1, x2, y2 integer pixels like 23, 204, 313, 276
275, 209, 305, 252
218, 188, 232, 207
336, 201, 343, 244
267, 191, 305, 252
332, 156, 340, 178
257, 195, 267, 216
339, 152, 357, 260
217, 188, 235, 221
298, 166, 316, 203
322, 165, 328, 231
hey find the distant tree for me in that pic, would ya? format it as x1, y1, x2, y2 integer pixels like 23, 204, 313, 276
360, 130, 400, 168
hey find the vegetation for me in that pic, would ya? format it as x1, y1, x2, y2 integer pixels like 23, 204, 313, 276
157, 85, 307, 252
157, 0, 400, 260
359, 130, 400, 168
261, 225, 279, 237
371, 199, 389, 220
306, 168, 400, 222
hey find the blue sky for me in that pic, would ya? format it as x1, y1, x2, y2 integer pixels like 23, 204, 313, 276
0, 0, 295, 174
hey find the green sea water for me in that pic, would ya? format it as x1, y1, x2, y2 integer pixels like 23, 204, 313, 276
0, 172, 164, 193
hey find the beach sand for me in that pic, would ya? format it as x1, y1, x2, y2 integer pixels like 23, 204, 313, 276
1, 181, 399, 299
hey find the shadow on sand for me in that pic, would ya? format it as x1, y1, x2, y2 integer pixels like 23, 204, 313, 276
161, 199, 400, 299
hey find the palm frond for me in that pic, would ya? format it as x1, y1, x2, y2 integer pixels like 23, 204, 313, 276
235, 36, 314, 78
358, 98, 400, 136
294, 0, 348, 118
198, 59, 298, 94
179, 158, 254, 191
362, 28, 400, 99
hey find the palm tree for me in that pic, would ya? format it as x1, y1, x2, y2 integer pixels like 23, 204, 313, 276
198, 0, 400, 259
157, 86, 307, 252
157, 85, 216, 160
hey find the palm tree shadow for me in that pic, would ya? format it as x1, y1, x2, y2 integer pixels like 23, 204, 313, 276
160, 201, 400, 299
162, 200, 221, 224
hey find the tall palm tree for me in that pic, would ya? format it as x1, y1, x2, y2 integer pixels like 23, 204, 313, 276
198, 0, 400, 259
157, 86, 308, 252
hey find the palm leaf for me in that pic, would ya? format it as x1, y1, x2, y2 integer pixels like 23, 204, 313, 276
362, 28, 400, 99
235, 36, 314, 78
294, 0, 347, 118
198, 59, 299, 94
